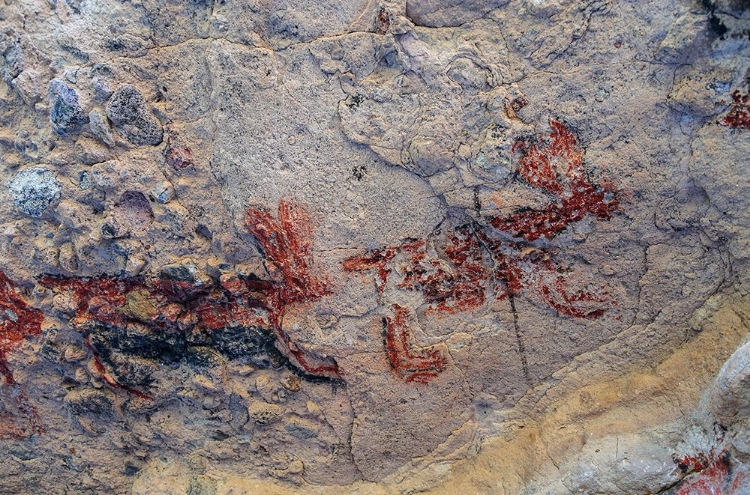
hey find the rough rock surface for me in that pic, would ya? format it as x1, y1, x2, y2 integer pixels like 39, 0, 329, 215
0, 1, 749, 494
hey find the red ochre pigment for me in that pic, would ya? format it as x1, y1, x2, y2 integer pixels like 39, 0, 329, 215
385, 304, 448, 384
345, 121, 619, 382
0, 271, 45, 438
721, 88, 750, 130
2, 122, 620, 429
491, 120, 617, 241
37, 200, 340, 406
673, 451, 745, 495
245, 199, 339, 378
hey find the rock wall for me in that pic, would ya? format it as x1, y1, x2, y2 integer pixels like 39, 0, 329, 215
0, 0, 749, 493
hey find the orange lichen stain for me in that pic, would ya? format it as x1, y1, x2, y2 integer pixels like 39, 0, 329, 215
0, 271, 44, 438
385, 305, 447, 383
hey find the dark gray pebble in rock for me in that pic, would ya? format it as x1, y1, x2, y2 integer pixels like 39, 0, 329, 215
106, 84, 163, 146
48, 78, 88, 135
64, 388, 115, 416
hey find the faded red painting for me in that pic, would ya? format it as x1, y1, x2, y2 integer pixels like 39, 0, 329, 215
0, 271, 44, 438
1, 120, 622, 433
385, 304, 448, 383
345, 120, 619, 382
38, 200, 338, 405
673, 441, 747, 495
720, 87, 750, 129
244, 199, 339, 377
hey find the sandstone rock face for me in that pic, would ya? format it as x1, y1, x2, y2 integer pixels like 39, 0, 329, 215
0, 1, 748, 494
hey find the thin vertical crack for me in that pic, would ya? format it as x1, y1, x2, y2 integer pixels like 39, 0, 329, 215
509, 293, 531, 384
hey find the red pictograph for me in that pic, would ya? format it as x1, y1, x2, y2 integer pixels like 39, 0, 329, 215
1, 120, 621, 431
720, 87, 750, 130
244, 199, 339, 377
385, 304, 448, 383
39, 273, 271, 400
38, 200, 340, 403
0, 271, 45, 438
673, 432, 746, 495
345, 120, 619, 382
673, 452, 742, 495
492, 120, 617, 241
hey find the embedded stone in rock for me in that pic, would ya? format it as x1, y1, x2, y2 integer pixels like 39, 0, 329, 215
157, 262, 212, 299
8, 167, 62, 217
248, 400, 285, 425
186, 476, 217, 495
160, 262, 201, 283
151, 181, 174, 204
48, 78, 87, 135
92, 76, 114, 102
88, 109, 115, 147
164, 135, 194, 170
208, 326, 286, 367
113, 190, 154, 235
285, 416, 318, 439
106, 84, 163, 146
0, 30, 23, 83
64, 388, 115, 416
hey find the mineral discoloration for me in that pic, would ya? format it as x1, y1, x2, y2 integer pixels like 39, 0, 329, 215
345, 121, 619, 329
